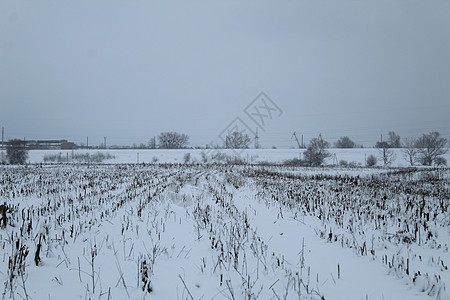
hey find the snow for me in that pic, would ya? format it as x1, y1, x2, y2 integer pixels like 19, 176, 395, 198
26, 148, 450, 166
0, 161, 449, 299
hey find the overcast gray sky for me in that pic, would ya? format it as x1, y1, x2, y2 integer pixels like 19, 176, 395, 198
1, 0, 449, 148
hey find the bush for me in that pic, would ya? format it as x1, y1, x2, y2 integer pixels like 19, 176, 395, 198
348, 161, 361, 168
226, 155, 246, 165
43, 153, 66, 163
209, 151, 247, 164
6, 139, 28, 164
366, 155, 377, 167
183, 153, 191, 163
201, 152, 208, 163
283, 158, 308, 166
304, 136, 331, 166
211, 151, 227, 162
339, 160, 349, 167
1, 151, 7, 164
43, 152, 115, 163
435, 157, 447, 166
75, 152, 115, 163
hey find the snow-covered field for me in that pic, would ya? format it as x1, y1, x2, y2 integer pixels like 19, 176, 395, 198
25, 148, 450, 167
0, 163, 448, 300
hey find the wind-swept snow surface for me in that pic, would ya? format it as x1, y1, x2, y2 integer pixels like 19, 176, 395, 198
0, 165, 448, 299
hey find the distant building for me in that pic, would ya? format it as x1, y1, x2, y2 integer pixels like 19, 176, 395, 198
61, 142, 77, 150
8, 139, 79, 150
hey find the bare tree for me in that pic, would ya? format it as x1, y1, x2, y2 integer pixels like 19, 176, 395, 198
402, 137, 418, 166
416, 132, 448, 166
157, 132, 189, 149
225, 131, 251, 149
388, 131, 401, 148
6, 139, 28, 164
334, 136, 356, 148
379, 145, 395, 166
304, 134, 331, 166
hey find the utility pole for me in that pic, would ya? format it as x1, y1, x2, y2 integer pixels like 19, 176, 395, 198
1, 126, 3, 150
86, 136, 89, 149
150, 136, 156, 149
254, 128, 259, 149
301, 134, 304, 148
104, 137, 107, 149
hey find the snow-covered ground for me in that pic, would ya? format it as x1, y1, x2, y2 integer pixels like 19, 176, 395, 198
0, 164, 448, 299
25, 148, 450, 167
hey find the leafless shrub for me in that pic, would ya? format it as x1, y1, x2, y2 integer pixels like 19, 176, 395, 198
366, 155, 377, 167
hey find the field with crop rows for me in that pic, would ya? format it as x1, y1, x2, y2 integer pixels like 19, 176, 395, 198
0, 164, 448, 299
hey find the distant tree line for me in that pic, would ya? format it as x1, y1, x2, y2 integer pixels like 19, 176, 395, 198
372, 131, 448, 167
333, 131, 448, 166
284, 131, 448, 167
2, 130, 448, 166
153, 130, 252, 150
